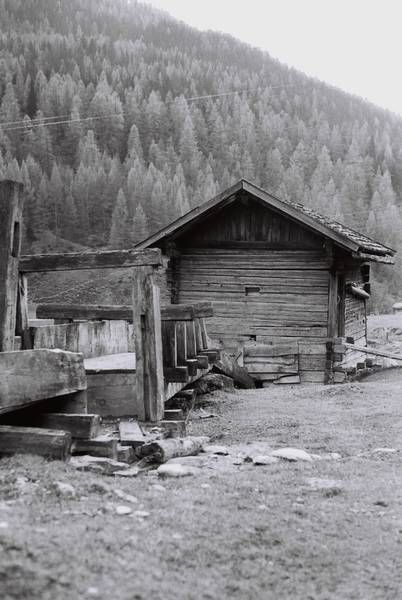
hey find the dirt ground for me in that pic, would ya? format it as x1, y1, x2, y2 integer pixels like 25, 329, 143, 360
2, 371, 402, 600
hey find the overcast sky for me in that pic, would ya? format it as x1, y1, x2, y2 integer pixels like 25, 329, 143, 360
145, 0, 402, 116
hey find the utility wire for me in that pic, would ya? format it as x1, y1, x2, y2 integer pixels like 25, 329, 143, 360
0, 84, 303, 132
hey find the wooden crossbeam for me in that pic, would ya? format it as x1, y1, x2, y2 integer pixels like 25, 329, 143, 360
36, 301, 214, 322
0, 349, 86, 414
344, 343, 402, 361
19, 248, 163, 272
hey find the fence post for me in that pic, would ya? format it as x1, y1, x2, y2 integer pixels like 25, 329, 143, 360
0, 181, 24, 352
132, 265, 164, 422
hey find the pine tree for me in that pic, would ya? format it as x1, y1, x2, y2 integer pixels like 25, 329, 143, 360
108, 189, 132, 248
132, 203, 149, 244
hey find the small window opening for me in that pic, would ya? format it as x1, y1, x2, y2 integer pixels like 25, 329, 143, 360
245, 286, 260, 296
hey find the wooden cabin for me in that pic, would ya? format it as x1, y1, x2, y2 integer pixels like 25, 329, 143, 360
137, 179, 395, 385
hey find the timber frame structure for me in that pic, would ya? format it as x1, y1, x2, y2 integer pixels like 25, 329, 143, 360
0, 180, 217, 422
137, 179, 396, 385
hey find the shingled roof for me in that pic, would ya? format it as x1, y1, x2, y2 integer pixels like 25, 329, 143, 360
137, 179, 395, 263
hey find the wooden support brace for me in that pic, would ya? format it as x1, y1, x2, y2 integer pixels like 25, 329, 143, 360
0, 425, 71, 461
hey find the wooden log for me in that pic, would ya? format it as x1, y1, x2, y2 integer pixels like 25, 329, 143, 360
164, 366, 189, 383
34, 414, 101, 439
0, 349, 87, 415
159, 420, 186, 437
344, 343, 402, 361
72, 436, 118, 459
133, 266, 165, 422
16, 274, 32, 349
212, 351, 255, 389
118, 420, 145, 448
138, 436, 208, 463
0, 181, 24, 351
0, 425, 71, 460
19, 248, 163, 273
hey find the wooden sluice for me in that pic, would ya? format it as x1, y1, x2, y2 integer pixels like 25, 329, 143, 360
0, 180, 217, 457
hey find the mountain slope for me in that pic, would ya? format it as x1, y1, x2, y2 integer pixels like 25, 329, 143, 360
0, 0, 401, 309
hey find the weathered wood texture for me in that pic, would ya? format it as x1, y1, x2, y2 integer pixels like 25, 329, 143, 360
35, 302, 213, 322
19, 248, 163, 272
16, 274, 32, 349
86, 372, 137, 417
133, 267, 164, 422
0, 349, 86, 414
0, 181, 24, 351
31, 320, 134, 358
177, 248, 330, 348
179, 197, 324, 247
0, 425, 71, 460
333, 263, 368, 371
243, 341, 328, 384
34, 413, 100, 439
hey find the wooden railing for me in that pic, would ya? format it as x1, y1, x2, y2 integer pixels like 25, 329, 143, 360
0, 181, 215, 422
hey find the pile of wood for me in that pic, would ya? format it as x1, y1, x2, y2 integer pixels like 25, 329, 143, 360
0, 389, 196, 462
244, 343, 300, 385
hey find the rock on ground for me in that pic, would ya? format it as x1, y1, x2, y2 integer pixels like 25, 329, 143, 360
271, 448, 313, 462
157, 463, 199, 478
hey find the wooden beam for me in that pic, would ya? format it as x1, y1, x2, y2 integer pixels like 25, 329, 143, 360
352, 251, 394, 264
35, 301, 213, 322
19, 248, 163, 273
0, 349, 86, 415
344, 343, 402, 361
72, 436, 118, 459
16, 273, 32, 349
0, 425, 71, 460
133, 266, 165, 422
164, 366, 189, 383
0, 181, 24, 351
34, 413, 101, 439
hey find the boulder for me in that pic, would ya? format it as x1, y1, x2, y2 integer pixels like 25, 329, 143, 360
252, 455, 279, 465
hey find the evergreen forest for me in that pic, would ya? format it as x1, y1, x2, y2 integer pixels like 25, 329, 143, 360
1, 0, 402, 309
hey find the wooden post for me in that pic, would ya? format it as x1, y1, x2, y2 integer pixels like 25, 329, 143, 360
0, 180, 24, 351
132, 266, 164, 422
16, 273, 32, 349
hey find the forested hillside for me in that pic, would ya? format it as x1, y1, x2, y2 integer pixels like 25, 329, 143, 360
1, 0, 402, 309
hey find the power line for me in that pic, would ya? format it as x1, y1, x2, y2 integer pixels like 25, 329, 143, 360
0, 84, 301, 132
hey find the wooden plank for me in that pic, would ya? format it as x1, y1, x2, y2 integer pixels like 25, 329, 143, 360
194, 318, 205, 352
86, 372, 137, 418
0, 349, 87, 415
0, 181, 24, 351
244, 343, 298, 357
34, 413, 101, 439
19, 248, 163, 273
273, 375, 301, 385
35, 302, 212, 322
72, 436, 118, 459
176, 321, 187, 365
0, 425, 71, 460
163, 409, 184, 421
164, 366, 189, 383
162, 321, 177, 368
133, 266, 165, 422
185, 321, 197, 358
84, 353, 135, 373
185, 359, 198, 376
118, 420, 145, 447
